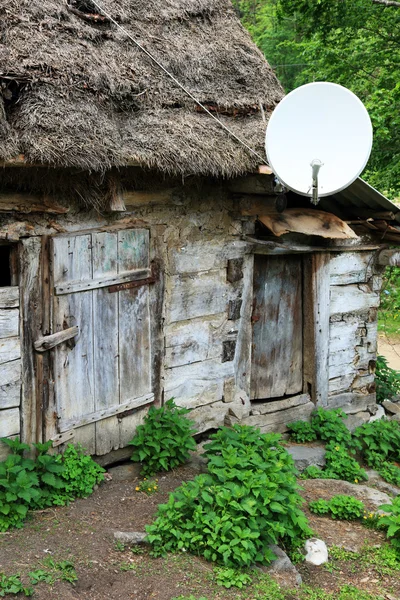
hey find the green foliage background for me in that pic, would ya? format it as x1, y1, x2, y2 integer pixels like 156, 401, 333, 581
234, 0, 400, 199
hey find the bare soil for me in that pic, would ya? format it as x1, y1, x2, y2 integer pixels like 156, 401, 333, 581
0, 463, 399, 599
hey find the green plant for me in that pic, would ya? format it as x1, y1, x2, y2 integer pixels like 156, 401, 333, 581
311, 408, 353, 447
377, 461, 400, 486
323, 443, 367, 483
146, 425, 311, 568
129, 399, 197, 477
299, 465, 333, 480
287, 421, 317, 443
114, 540, 126, 552
28, 569, 55, 585
0, 573, 33, 597
41, 558, 77, 583
172, 596, 208, 600
213, 566, 252, 588
60, 444, 105, 498
353, 419, 400, 469
119, 562, 136, 572
135, 478, 159, 495
30, 441, 67, 508
0, 453, 41, 531
379, 496, 400, 554
375, 354, 400, 402
308, 499, 330, 515
130, 545, 144, 555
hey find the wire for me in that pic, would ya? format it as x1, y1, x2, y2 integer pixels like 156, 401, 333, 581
84, 0, 269, 165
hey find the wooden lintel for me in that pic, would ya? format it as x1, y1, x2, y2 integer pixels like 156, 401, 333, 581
376, 248, 400, 266
34, 326, 79, 352
238, 194, 287, 216
243, 236, 380, 255
0, 193, 69, 215
123, 190, 174, 207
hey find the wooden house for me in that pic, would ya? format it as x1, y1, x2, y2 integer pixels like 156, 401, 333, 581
1, 0, 399, 462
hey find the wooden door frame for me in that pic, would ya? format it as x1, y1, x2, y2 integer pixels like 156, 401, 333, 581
250, 249, 330, 407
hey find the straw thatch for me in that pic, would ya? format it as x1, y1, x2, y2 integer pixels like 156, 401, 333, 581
0, 0, 283, 176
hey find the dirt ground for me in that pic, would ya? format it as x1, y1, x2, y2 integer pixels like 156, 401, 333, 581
0, 462, 399, 600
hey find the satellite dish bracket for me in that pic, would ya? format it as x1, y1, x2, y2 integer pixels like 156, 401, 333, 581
310, 159, 323, 205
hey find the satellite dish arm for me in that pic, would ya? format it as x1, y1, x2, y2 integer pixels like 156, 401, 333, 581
310, 159, 323, 205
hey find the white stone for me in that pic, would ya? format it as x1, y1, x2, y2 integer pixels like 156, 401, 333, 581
304, 538, 329, 566
369, 405, 386, 422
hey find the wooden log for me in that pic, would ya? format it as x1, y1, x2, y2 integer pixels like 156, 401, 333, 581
239, 194, 287, 216
0, 308, 19, 339
0, 359, 21, 408
0, 287, 19, 308
168, 270, 229, 323
123, 190, 174, 207
327, 393, 376, 414
251, 393, 311, 415
0, 336, 20, 365
330, 284, 380, 316
242, 401, 315, 429
34, 326, 79, 352
330, 252, 373, 285
376, 249, 400, 266
0, 193, 68, 214
0, 408, 20, 437
303, 253, 330, 406
228, 174, 275, 195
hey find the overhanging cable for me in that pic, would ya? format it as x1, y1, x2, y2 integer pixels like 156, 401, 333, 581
81, 0, 269, 165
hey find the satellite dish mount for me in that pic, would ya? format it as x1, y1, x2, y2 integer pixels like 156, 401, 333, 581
310, 159, 323, 205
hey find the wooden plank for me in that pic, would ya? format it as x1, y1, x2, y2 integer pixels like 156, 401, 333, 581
0, 193, 68, 214
330, 252, 373, 285
169, 240, 248, 275
228, 174, 274, 195
0, 359, 21, 408
123, 190, 173, 207
169, 270, 228, 323
259, 209, 358, 239
327, 393, 376, 414
0, 336, 20, 365
233, 254, 254, 398
330, 284, 380, 316
20, 237, 43, 447
54, 268, 151, 295
0, 287, 19, 308
251, 255, 303, 399
0, 309, 19, 339
51, 430, 75, 447
241, 401, 315, 431
303, 253, 330, 406
92, 231, 120, 455
34, 326, 79, 352
328, 373, 356, 395
0, 408, 20, 437
118, 229, 152, 447
52, 234, 96, 453
58, 392, 154, 433
251, 393, 311, 415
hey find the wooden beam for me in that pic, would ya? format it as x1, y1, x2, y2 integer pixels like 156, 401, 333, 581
228, 174, 274, 195
244, 236, 380, 255
238, 194, 287, 216
123, 190, 173, 207
303, 253, 330, 407
34, 326, 79, 352
54, 267, 151, 295
0, 193, 68, 214
0, 287, 19, 309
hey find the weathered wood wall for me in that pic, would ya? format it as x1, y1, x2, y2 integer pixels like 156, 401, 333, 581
0, 286, 21, 458
0, 170, 384, 453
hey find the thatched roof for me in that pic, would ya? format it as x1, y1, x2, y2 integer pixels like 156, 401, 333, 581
0, 0, 283, 177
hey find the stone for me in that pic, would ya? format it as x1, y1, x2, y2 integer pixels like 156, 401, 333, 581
304, 539, 328, 566
257, 545, 302, 587
285, 444, 326, 472
187, 451, 208, 473
344, 411, 370, 432
383, 400, 400, 415
114, 531, 147, 545
227, 387, 251, 420
107, 463, 141, 482
365, 470, 400, 497
369, 405, 386, 422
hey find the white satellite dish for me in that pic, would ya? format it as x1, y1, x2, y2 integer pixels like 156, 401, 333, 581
265, 82, 373, 203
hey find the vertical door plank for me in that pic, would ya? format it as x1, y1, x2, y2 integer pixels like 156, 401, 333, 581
52, 234, 96, 453
118, 229, 151, 446
251, 255, 303, 399
92, 231, 120, 455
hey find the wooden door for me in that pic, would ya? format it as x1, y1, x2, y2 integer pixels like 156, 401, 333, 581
45, 228, 154, 454
251, 255, 303, 400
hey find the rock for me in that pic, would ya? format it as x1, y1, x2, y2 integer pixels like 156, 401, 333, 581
389, 414, 400, 422
114, 531, 147, 545
365, 470, 400, 497
369, 405, 386, 422
227, 388, 251, 420
107, 462, 141, 482
286, 445, 326, 472
307, 479, 392, 509
344, 411, 370, 432
382, 400, 400, 415
257, 545, 302, 587
304, 539, 328, 566
187, 451, 208, 473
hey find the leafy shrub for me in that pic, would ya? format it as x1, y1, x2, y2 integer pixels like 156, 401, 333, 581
323, 443, 367, 483
311, 408, 352, 447
377, 461, 400, 486
0, 573, 33, 597
308, 499, 330, 515
146, 425, 312, 568
214, 567, 252, 588
299, 465, 334, 480
287, 421, 317, 443
352, 419, 400, 468
310, 495, 365, 520
379, 496, 400, 554
375, 354, 400, 403
0, 438, 104, 531
129, 399, 197, 477
59, 444, 104, 499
